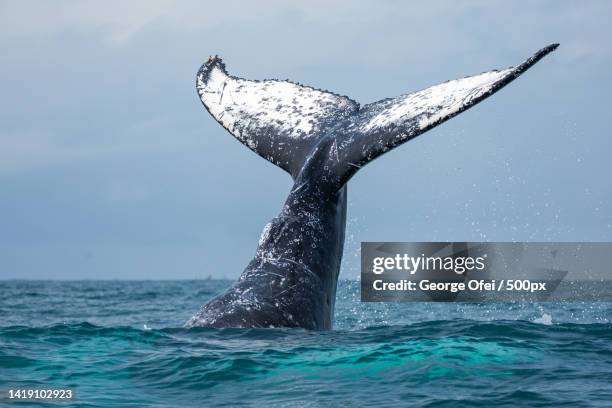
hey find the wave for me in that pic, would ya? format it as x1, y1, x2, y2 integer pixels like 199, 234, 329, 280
2, 320, 611, 407
1, 280, 611, 407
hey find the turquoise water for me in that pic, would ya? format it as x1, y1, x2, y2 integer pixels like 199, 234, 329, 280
1, 280, 611, 407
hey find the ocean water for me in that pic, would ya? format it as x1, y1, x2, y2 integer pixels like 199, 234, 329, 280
1, 280, 611, 407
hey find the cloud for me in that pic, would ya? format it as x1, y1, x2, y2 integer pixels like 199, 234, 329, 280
0, 130, 93, 174
0, 0, 315, 45
2, 1, 611, 174
5, 0, 605, 54
1, 0, 611, 279
0, 114, 203, 174
104, 182, 148, 202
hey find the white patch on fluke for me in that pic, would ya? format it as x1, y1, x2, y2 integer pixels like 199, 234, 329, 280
360, 68, 514, 133
258, 222, 272, 246
197, 65, 357, 141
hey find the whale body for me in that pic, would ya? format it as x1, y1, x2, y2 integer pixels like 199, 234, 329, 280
186, 44, 558, 329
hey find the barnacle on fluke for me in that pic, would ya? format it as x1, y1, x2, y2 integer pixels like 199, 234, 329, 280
187, 44, 559, 330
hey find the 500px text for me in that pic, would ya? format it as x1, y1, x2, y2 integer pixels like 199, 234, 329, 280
373, 279, 548, 293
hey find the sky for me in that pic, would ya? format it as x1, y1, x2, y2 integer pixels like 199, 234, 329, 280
0, 0, 611, 279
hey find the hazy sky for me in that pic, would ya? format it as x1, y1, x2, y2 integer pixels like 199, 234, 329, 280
1, 1, 611, 279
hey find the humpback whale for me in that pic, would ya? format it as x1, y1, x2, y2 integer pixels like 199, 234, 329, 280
186, 44, 558, 329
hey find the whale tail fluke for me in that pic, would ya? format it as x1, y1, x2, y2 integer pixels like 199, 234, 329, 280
196, 44, 559, 187
331, 44, 559, 187
196, 56, 359, 179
